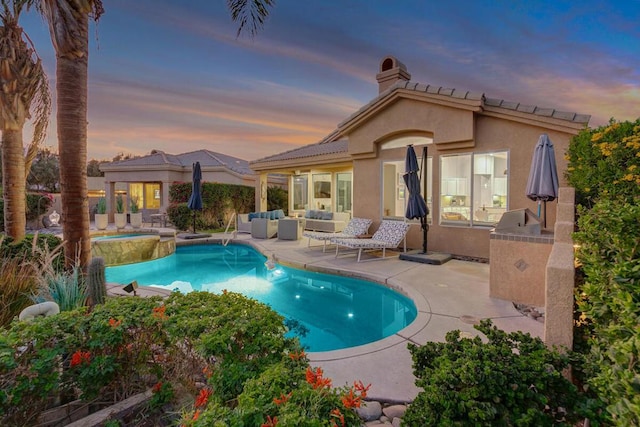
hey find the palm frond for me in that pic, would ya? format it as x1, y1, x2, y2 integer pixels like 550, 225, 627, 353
227, 0, 274, 38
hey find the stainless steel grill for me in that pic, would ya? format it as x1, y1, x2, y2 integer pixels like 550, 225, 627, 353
494, 208, 541, 235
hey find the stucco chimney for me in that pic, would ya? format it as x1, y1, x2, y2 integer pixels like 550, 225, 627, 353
376, 56, 411, 94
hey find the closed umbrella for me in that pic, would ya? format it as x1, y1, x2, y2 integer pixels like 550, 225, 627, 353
187, 161, 203, 234
525, 134, 559, 228
403, 145, 429, 253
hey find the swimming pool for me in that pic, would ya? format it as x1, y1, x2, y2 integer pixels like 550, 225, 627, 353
105, 244, 417, 352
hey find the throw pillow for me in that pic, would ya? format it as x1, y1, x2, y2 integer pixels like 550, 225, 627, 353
248, 212, 258, 221
321, 211, 333, 220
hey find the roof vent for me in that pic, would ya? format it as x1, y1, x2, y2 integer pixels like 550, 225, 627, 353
376, 56, 411, 94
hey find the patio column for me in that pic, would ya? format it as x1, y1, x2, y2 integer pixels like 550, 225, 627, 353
161, 181, 170, 212
256, 174, 268, 212
105, 182, 115, 222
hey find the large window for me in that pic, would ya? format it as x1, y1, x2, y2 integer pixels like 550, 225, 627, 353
440, 151, 508, 226
292, 174, 309, 210
312, 173, 332, 210
381, 155, 433, 222
336, 172, 352, 213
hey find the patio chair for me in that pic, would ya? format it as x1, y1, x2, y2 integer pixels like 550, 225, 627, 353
333, 219, 409, 262
303, 217, 373, 252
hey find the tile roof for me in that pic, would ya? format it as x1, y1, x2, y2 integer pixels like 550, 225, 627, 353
339, 80, 590, 127
254, 79, 591, 166
251, 137, 348, 164
103, 149, 254, 175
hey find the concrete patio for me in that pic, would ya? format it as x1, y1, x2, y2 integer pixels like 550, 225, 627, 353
116, 230, 544, 403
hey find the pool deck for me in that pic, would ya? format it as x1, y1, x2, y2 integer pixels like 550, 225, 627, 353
109, 229, 544, 404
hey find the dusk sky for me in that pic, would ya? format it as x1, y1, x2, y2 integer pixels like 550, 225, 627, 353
20, 0, 640, 162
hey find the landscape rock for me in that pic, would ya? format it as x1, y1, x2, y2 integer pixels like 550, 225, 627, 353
357, 400, 383, 421
382, 404, 407, 419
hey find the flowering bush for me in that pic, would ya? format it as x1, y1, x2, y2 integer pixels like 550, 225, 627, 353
181, 354, 368, 426
1, 290, 371, 426
567, 118, 640, 424
566, 118, 640, 207
0, 296, 195, 425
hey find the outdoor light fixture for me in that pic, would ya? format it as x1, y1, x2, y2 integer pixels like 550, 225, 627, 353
123, 280, 139, 296
265, 254, 276, 271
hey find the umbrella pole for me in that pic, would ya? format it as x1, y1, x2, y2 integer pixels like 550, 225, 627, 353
193, 211, 196, 234
422, 146, 429, 254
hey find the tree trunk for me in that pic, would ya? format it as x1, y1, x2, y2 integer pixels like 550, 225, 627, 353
56, 26, 91, 269
1, 129, 26, 241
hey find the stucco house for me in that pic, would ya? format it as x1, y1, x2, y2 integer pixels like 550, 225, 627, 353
97, 149, 286, 220
250, 56, 590, 259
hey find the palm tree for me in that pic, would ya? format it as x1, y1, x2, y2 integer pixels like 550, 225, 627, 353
32, 0, 103, 268
0, 0, 50, 241
33, 0, 273, 269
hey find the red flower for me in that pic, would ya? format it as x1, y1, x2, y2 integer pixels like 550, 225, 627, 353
305, 366, 332, 389
341, 389, 361, 408
330, 408, 345, 427
261, 415, 278, 427
353, 380, 371, 398
195, 388, 212, 408
192, 409, 201, 421
288, 350, 306, 361
152, 382, 163, 393
152, 305, 167, 319
202, 365, 213, 379
108, 318, 121, 328
70, 350, 91, 367
273, 392, 292, 405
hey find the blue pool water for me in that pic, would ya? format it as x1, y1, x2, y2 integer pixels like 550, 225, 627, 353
105, 244, 417, 352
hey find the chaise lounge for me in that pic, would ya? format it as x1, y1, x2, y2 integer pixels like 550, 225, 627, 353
332, 219, 409, 262
303, 217, 373, 252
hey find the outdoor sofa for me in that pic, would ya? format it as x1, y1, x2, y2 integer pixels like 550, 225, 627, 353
237, 209, 285, 235
303, 210, 350, 233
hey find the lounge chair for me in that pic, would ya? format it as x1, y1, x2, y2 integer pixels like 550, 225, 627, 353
333, 219, 409, 262
303, 217, 373, 252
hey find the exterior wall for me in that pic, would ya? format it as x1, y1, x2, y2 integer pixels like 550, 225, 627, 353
347, 97, 578, 259
544, 187, 576, 350
489, 234, 553, 306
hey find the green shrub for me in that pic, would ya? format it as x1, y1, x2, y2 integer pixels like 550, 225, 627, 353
184, 356, 367, 426
0, 296, 194, 425
573, 199, 640, 424
96, 197, 107, 214
168, 182, 261, 230
115, 194, 124, 213
35, 264, 87, 311
163, 291, 300, 403
405, 320, 587, 426
566, 119, 640, 207
0, 257, 39, 328
267, 186, 288, 213
0, 194, 54, 230
129, 196, 139, 213
0, 233, 64, 273
166, 203, 192, 231
25, 193, 54, 221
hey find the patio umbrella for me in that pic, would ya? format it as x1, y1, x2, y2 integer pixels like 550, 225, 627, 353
525, 134, 559, 228
403, 145, 430, 253
187, 161, 203, 234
